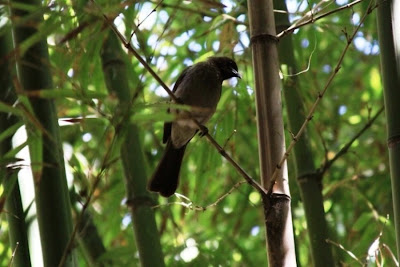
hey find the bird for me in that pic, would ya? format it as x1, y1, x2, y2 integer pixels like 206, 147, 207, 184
148, 56, 240, 197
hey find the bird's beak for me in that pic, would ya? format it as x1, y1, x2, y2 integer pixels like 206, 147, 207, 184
232, 69, 241, 79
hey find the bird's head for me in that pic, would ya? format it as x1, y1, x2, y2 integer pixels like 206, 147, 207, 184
209, 56, 241, 80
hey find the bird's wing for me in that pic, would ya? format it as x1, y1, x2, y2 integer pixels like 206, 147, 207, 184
163, 66, 192, 143
172, 66, 192, 93
163, 122, 171, 144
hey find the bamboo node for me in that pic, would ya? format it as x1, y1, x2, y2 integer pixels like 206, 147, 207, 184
250, 33, 279, 45
388, 135, 400, 148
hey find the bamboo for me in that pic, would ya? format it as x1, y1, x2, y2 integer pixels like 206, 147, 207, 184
101, 30, 165, 267
376, 0, 400, 259
76, 208, 109, 266
10, 0, 75, 265
274, 1, 335, 265
0, 24, 32, 267
247, 0, 297, 265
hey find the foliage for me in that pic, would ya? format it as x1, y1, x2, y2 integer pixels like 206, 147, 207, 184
0, 0, 396, 266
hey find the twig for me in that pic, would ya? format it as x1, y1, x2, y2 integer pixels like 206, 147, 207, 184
223, 129, 237, 149
293, 0, 330, 28
148, 0, 223, 17
152, 181, 247, 211
277, 0, 365, 39
130, 0, 164, 40
382, 243, 400, 266
58, 129, 119, 267
326, 239, 364, 265
282, 33, 317, 77
316, 127, 330, 166
320, 106, 384, 175
92, 1, 267, 195
8, 242, 19, 267
268, 0, 377, 194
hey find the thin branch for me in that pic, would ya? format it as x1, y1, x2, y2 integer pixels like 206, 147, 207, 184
296, 0, 338, 26
130, 0, 164, 40
277, 0, 365, 39
8, 242, 19, 267
382, 243, 400, 266
282, 33, 317, 77
326, 239, 364, 265
223, 129, 237, 149
268, 0, 377, 194
91, 0, 267, 195
58, 128, 120, 267
316, 127, 330, 167
152, 181, 247, 211
320, 106, 384, 175
148, 0, 219, 18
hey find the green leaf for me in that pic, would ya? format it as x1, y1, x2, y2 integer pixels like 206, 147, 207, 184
0, 101, 23, 117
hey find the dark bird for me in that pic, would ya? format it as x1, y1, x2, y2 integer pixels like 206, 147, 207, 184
148, 56, 240, 197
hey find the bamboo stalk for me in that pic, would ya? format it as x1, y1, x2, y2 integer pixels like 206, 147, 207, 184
247, 0, 297, 265
10, 0, 75, 265
376, 0, 400, 259
274, 0, 335, 265
101, 29, 165, 267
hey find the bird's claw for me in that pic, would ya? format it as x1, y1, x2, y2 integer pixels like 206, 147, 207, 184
198, 125, 208, 137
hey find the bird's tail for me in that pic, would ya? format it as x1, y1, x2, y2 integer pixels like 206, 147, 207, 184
148, 141, 187, 197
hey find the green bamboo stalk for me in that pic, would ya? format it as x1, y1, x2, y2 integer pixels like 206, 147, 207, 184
0, 23, 32, 267
9, 0, 75, 265
274, 1, 335, 266
76, 208, 109, 266
100, 30, 165, 267
5, 182, 31, 267
376, 0, 400, 259
247, 0, 297, 265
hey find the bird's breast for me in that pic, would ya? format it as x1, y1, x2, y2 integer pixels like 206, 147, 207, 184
169, 62, 224, 147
